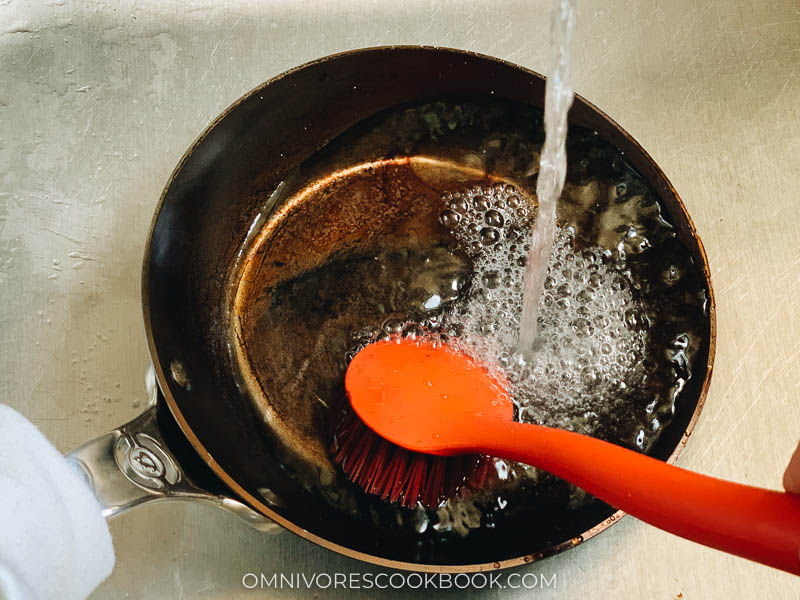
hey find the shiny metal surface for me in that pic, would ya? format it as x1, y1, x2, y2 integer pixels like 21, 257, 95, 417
1, 0, 798, 597
66, 374, 279, 530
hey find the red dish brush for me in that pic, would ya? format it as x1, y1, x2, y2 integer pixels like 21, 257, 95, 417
331, 337, 800, 575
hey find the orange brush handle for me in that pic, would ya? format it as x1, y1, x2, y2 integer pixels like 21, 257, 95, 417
472, 421, 800, 575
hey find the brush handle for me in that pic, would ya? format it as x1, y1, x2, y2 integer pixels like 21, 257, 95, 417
474, 421, 800, 575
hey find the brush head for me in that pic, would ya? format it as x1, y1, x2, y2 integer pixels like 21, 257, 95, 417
345, 338, 513, 454
331, 338, 512, 507
330, 409, 481, 508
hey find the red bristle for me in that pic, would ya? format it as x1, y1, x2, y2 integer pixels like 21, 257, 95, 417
363, 440, 391, 493
386, 451, 410, 502
371, 445, 400, 497
330, 409, 479, 509
343, 424, 375, 480
402, 455, 427, 507
468, 455, 492, 489
331, 434, 350, 464
444, 455, 467, 499
331, 411, 360, 462
425, 457, 446, 507
336, 410, 356, 437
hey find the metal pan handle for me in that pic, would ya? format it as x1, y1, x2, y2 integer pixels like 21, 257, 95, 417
65, 366, 280, 533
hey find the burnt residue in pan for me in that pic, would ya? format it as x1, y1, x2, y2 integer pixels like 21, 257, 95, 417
227, 97, 709, 540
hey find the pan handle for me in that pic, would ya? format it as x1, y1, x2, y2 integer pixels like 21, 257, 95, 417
65, 367, 280, 533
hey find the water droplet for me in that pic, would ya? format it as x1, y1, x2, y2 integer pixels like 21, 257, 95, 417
661, 264, 682, 286
556, 282, 572, 298
480, 227, 500, 245
423, 294, 441, 310
571, 317, 594, 338
482, 270, 501, 289
635, 429, 646, 448
383, 319, 404, 334
439, 209, 461, 228
450, 197, 470, 213
472, 195, 490, 211
170, 360, 191, 390
484, 209, 504, 227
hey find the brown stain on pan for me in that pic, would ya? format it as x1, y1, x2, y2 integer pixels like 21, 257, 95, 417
230, 156, 509, 473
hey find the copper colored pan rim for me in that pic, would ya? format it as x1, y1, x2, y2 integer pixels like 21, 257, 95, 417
141, 45, 716, 573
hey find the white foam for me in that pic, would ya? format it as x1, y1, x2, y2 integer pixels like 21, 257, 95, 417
437, 183, 649, 435
352, 181, 652, 438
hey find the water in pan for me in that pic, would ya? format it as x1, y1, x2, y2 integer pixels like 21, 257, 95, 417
344, 179, 703, 535
372, 182, 652, 440
230, 98, 710, 540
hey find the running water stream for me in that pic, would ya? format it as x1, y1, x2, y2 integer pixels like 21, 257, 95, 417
518, 0, 577, 352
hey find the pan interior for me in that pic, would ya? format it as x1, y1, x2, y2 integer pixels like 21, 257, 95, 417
226, 96, 711, 550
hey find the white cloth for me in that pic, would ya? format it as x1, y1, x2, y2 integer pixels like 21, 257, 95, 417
0, 405, 114, 600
